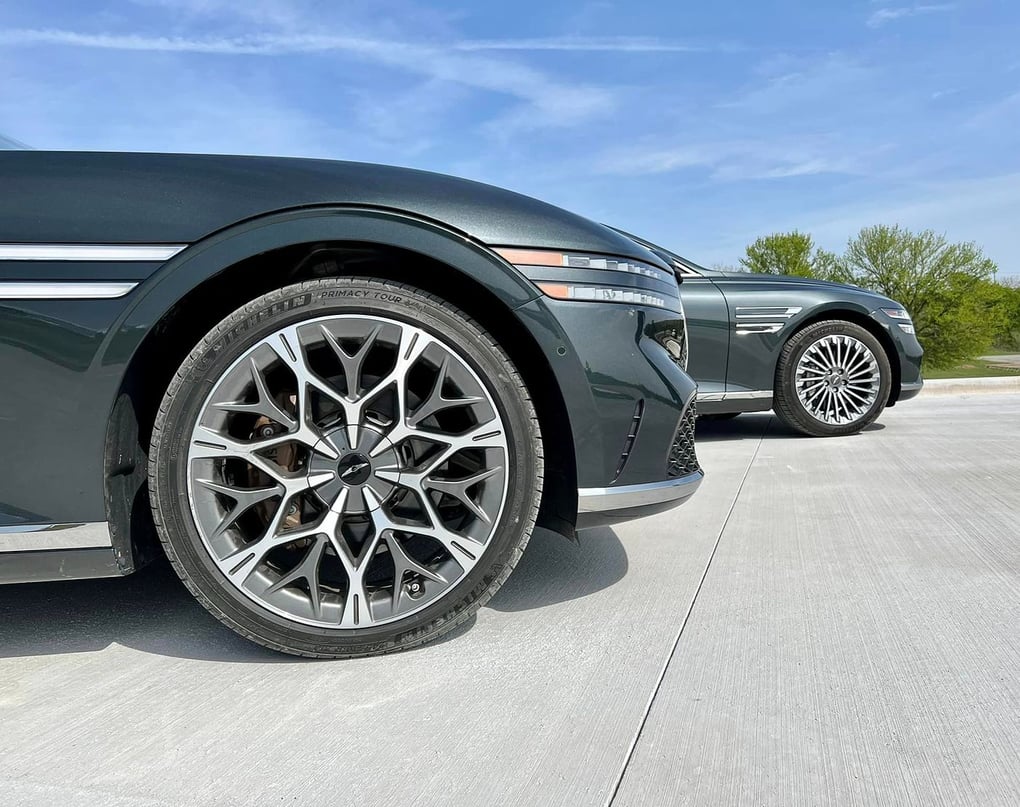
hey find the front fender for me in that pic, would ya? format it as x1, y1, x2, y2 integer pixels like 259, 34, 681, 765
97, 205, 541, 369
727, 297, 877, 393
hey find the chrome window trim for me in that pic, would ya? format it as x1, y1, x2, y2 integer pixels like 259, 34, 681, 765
0, 522, 112, 552
672, 260, 703, 278
0, 244, 186, 261
0, 281, 139, 299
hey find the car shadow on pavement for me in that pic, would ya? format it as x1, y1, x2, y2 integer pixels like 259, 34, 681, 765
487, 526, 628, 613
0, 558, 285, 662
695, 413, 885, 442
0, 528, 628, 661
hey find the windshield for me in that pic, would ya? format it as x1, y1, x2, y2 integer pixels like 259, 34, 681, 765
0, 133, 31, 150
604, 225, 718, 276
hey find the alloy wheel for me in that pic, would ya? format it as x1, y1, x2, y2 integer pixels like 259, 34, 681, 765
186, 315, 509, 629
794, 334, 880, 426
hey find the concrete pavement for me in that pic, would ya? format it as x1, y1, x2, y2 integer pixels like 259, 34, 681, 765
1, 394, 1018, 806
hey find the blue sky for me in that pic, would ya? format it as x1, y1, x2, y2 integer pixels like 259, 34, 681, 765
1, 1, 1018, 274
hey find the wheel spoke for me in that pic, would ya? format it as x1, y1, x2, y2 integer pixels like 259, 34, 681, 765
265, 535, 328, 619
187, 313, 509, 630
195, 478, 281, 540
213, 358, 297, 430
795, 334, 881, 426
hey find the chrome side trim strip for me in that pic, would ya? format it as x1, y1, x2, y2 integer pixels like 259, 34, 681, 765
0, 522, 113, 552
735, 306, 802, 335
736, 323, 784, 335
0, 244, 186, 261
578, 470, 704, 514
697, 390, 773, 402
734, 305, 803, 319
0, 281, 139, 300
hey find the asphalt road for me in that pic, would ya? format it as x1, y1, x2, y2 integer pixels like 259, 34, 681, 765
1, 393, 1017, 807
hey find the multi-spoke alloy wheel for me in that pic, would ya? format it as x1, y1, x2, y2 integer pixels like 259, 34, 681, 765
794, 334, 879, 426
774, 320, 891, 437
151, 278, 542, 657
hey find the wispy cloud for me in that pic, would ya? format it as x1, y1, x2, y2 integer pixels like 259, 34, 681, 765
0, 28, 720, 55
0, 28, 614, 120
597, 138, 860, 181
455, 36, 735, 53
867, 4, 954, 28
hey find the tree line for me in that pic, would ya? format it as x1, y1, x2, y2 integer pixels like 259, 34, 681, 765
732, 226, 1020, 368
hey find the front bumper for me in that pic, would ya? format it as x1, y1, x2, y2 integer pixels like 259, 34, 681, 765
898, 378, 924, 401
577, 469, 704, 529
871, 307, 924, 404
513, 292, 701, 529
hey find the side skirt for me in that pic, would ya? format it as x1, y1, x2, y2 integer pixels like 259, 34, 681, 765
696, 390, 773, 416
0, 547, 127, 584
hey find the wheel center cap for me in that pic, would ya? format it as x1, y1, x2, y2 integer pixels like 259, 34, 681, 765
337, 452, 372, 486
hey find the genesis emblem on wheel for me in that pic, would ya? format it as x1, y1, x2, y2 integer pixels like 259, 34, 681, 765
151, 278, 542, 657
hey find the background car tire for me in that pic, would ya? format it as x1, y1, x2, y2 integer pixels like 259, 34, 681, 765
773, 319, 892, 438
150, 277, 543, 657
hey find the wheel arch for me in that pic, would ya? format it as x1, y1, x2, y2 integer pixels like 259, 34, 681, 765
102, 207, 578, 567
781, 306, 901, 404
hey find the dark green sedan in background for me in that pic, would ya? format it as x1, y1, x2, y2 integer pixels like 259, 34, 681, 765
623, 233, 924, 437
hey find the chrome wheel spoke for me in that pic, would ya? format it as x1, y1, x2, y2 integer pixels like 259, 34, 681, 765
795, 333, 880, 426
187, 314, 509, 629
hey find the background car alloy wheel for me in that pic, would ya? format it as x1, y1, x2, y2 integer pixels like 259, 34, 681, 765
773, 320, 892, 437
151, 277, 543, 657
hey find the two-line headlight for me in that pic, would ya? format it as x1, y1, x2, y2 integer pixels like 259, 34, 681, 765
881, 307, 915, 334
495, 248, 682, 312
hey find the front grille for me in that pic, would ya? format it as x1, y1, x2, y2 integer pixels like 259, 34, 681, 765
667, 402, 700, 478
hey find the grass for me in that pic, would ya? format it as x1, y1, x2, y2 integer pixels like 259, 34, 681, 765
925, 359, 1020, 379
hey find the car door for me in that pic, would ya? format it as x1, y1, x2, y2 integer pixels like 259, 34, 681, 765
677, 268, 729, 399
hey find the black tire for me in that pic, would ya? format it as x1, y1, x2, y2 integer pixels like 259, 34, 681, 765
150, 277, 543, 658
773, 319, 891, 438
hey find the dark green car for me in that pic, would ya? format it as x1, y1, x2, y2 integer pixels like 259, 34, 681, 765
0, 151, 702, 657
622, 234, 924, 437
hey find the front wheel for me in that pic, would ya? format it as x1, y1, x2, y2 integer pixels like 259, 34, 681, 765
773, 320, 891, 437
150, 277, 543, 657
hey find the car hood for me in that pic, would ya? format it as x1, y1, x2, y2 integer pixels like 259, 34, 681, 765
0, 151, 664, 267
710, 271, 898, 307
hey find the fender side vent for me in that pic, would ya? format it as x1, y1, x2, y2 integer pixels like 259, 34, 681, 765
613, 400, 645, 481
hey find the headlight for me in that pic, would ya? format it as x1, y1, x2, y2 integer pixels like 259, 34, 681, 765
897, 323, 916, 335
881, 308, 911, 321
534, 283, 671, 308
495, 247, 681, 312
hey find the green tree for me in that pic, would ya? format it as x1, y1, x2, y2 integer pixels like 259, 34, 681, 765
740, 231, 850, 280
988, 278, 1020, 350
839, 225, 1001, 367
740, 231, 816, 277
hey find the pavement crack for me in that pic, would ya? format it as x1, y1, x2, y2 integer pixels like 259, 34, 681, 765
604, 416, 772, 807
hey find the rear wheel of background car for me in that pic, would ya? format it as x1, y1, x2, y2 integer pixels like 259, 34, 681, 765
773, 319, 891, 438
150, 277, 543, 658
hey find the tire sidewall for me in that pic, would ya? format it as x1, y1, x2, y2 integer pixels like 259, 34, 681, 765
776, 320, 892, 437
151, 277, 541, 656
